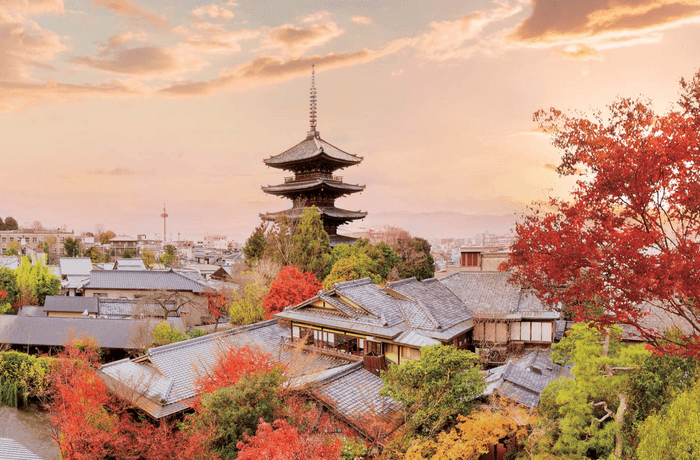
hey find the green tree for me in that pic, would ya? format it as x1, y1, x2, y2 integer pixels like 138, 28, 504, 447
0, 217, 3, 230
323, 253, 381, 290
151, 321, 187, 347
161, 245, 177, 268
4, 247, 18, 256
544, 323, 649, 459
3, 217, 18, 231
229, 282, 267, 326
83, 247, 105, 263
327, 239, 402, 285
99, 230, 116, 245
289, 206, 332, 278
636, 377, 700, 460
395, 237, 435, 281
63, 237, 80, 257
243, 223, 269, 267
121, 249, 134, 259
264, 216, 296, 266
185, 367, 284, 459
380, 344, 485, 437
141, 249, 155, 269
15, 257, 60, 306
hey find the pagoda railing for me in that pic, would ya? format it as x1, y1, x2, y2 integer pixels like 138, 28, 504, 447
284, 172, 343, 183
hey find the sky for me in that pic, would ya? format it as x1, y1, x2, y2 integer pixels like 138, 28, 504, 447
1, 0, 700, 241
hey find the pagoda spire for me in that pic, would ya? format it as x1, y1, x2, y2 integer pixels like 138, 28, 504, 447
307, 64, 319, 139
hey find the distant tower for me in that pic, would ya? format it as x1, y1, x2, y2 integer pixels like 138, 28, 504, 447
160, 204, 169, 243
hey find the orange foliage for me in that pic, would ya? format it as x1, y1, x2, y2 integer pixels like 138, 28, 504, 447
195, 345, 281, 395
48, 338, 220, 460
236, 418, 342, 460
262, 265, 321, 318
203, 291, 229, 321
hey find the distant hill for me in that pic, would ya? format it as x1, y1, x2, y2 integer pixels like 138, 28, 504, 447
346, 211, 520, 240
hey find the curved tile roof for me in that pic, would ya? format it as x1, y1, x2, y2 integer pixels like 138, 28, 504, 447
262, 179, 365, 195
86, 269, 209, 293
264, 136, 362, 167
261, 206, 367, 221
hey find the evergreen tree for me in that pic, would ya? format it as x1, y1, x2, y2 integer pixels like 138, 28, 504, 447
289, 206, 331, 278
242, 223, 269, 266
3, 217, 18, 230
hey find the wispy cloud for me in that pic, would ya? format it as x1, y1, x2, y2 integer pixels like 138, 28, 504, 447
173, 22, 259, 54
72, 45, 205, 77
190, 4, 234, 20
92, 0, 167, 28
159, 38, 413, 97
262, 21, 344, 55
2, 0, 64, 15
300, 11, 332, 23
351, 15, 373, 25
87, 167, 152, 176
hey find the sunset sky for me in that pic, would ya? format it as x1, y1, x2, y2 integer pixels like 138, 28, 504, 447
1, 0, 700, 241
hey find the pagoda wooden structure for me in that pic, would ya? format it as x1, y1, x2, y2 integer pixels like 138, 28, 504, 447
261, 65, 367, 240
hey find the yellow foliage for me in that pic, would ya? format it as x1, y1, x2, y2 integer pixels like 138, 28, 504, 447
404, 407, 526, 460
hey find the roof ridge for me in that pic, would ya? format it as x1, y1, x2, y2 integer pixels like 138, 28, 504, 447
315, 361, 364, 387
386, 277, 417, 288
334, 277, 372, 289
415, 298, 442, 330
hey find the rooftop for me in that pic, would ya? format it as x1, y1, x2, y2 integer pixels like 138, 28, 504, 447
264, 135, 362, 169
85, 269, 209, 293
44, 295, 98, 314
58, 257, 93, 277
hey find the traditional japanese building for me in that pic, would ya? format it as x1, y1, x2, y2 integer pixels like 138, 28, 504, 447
261, 65, 367, 244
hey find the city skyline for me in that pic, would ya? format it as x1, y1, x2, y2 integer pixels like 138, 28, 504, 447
2, 0, 700, 240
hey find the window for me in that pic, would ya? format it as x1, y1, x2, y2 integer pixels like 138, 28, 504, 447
9, 238, 13, 242
1, 237, 5, 243
93, 293, 106, 297
461, 252, 480, 267
32, 237, 37, 243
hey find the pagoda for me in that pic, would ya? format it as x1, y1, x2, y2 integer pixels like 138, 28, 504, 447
261, 65, 367, 242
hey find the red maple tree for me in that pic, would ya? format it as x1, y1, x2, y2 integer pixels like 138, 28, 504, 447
262, 265, 322, 318
195, 344, 280, 395
202, 291, 230, 331
504, 69, 700, 357
236, 418, 342, 460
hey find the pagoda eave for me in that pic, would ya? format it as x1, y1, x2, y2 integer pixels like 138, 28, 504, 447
261, 180, 365, 196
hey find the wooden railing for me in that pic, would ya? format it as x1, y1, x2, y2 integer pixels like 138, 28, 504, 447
284, 173, 343, 183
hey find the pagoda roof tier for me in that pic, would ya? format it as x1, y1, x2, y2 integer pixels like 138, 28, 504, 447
260, 206, 367, 222
261, 178, 365, 197
264, 135, 362, 170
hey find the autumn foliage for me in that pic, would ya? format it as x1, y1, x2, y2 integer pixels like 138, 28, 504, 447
504, 69, 700, 357
237, 418, 342, 460
195, 344, 280, 395
262, 265, 322, 318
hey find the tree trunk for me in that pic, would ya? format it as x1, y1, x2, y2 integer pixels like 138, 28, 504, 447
614, 393, 627, 459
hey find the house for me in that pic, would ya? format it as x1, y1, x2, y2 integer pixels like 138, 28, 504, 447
182, 263, 230, 280
99, 319, 399, 434
439, 272, 560, 350
58, 257, 93, 295
44, 296, 98, 318
109, 235, 139, 258
0, 229, 74, 258
0, 315, 180, 357
274, 277, 474, 368
83, 269, 212, 326
113, 258, 147, 270
483, 348, 572, 407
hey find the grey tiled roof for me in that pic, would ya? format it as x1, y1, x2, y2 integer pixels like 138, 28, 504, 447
276, 277, 475, 342
44, 295, 98, 314
114, 258, 147, 270
59, 257, 93, 276
100, 320, 353, 419
261, 206, 367, 221
621, 301, 699, 341
0, 438, 42, 460
440, 272, 557, 320
86, 269, 209, 292
17, 306, 45, 317
62, 274, 90, 290
264, 135, 362, 167
484, 349, 572, 407
314, 365, 401, 421
0, 316, 166, 349
98, 298, 179, 318
262, 179, 365, 195
329, 234, 358, 247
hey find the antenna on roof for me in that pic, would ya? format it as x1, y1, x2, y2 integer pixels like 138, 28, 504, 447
307, 64, 319, 139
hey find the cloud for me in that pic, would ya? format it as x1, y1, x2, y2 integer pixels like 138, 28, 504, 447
92, 0, 167, 28
351, 15, 373, 25
0, 79, 142, 113
512, 0, 700, 43
556, 43, 602, 60
0, 9, 66, 82
72, 45, 205, 77
190, 4, 234, 20
390, 68, 404, 77
262, 21, 344, 55
417, 2, 524, 60
300, 11, 332, 23
159, 38, 412, 97
0, 0, 64, 14
173, 22, 259, 54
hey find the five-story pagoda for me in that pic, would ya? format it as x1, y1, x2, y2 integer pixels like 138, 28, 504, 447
261, 65, 367, 242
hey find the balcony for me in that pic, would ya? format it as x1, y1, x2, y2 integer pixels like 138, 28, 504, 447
284, 172, 343, 183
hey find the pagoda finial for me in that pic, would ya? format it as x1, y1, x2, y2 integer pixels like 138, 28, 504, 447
308, 64, 319, 138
